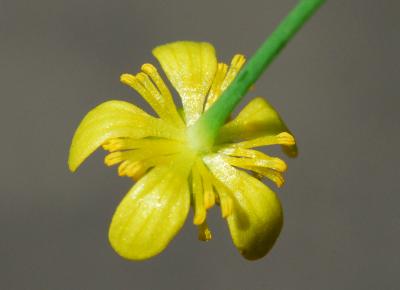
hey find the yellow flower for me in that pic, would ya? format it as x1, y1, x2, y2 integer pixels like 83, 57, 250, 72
68, 41, 297, 260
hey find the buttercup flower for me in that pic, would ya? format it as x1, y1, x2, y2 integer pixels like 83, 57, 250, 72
68, 0, 325, 261
68, 41, 297, 260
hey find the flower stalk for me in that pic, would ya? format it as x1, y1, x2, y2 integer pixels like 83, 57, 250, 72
189, 0, 325, 150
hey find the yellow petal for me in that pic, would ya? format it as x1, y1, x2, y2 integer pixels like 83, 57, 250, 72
204, 154, 283, 260
153, 41, 217, 126
109, 159, 192, 260
68, 100, 183, 172
218, 97, 298, 157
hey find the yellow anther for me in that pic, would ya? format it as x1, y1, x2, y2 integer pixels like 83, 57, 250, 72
121, 72, 162, 113
266, 170, 285, 188
121, 74, 157, 113
213, 181, 233, 218
121, 71, 181, 125
203, 186, 215, 210
123, 162, 138, 177
192, 165, 207, 225
231, 132, 295, 149
140, 64, 170, 99
262, 157, 287, 172
250, 167, 285, 188
221, 54, 246, 91
130, 163, 148, 181
136, 72, 163, 103
117, 160, 130, 176
222, 148, 288, 172
120, 73, 139, 88
104, 152, 123, 166
205, 62, 228, 110
102, 138, 125, 152
196, 160, 216, 209
273, 175, 285, 188
118, 160, 147, 179
141, 63, 184, 127
220, 196, 233, 218
141, 63, 157, 74
277, 132, 295, 146
231, 54, 246, 68
193, 209, 206, 225
197, 221, 212, 242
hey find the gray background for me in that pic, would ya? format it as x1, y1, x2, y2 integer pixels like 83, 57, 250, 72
1, 0, 399, 289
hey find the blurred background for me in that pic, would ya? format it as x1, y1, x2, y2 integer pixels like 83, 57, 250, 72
1, 0, 399, 289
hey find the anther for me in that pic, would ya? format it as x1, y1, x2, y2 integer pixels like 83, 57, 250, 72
141, 63, 158, 75
102, 138, 124, 152
277, 132, 295, 146
205, 62, 229, 110
192, 167, 207, 225
220, 196, 233, 218
104, 152, 123, 166
120, 73, 138, 87
214, 182, 234, 218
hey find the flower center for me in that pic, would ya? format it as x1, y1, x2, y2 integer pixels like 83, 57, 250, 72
186, 123, 214, 155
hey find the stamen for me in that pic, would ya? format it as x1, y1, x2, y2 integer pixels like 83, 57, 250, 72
121, 73, 167, 121
141, 64, 174, 103
225, 155, 287, 173
205, 63, 228, 110
120, 73, 140, 90
117, 160, 131, 176
104, 152, 123, 166
141, 64, 183, 127
277, 132, 296, 145
220, 54, 246, 91
249, 166, 285, 188
220, 193, 233, 218
203, 180, 215, 210
197, 161, 216, 209
192, 166, 206, 225
105, 141, 183, 180
129, 162, 149, 181
136, 72, 165, 105
197, 221, 212, 241
103, 138, 184, 152
118, 158, 154, 180
221, 148, 287, 172
118, 157, 167, 180
231, 132, 296, 149
213, 180, 233, 218
102, 138, 125, 151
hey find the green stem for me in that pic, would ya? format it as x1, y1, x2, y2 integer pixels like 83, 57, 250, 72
189, 0, 325, 150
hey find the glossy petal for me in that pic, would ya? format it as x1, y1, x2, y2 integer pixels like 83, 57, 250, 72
153, 41, 217, 126
68, 100, 183, 172
218, 97, 298, 157
109, 159, 192, 260
204, 154, 283, 260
